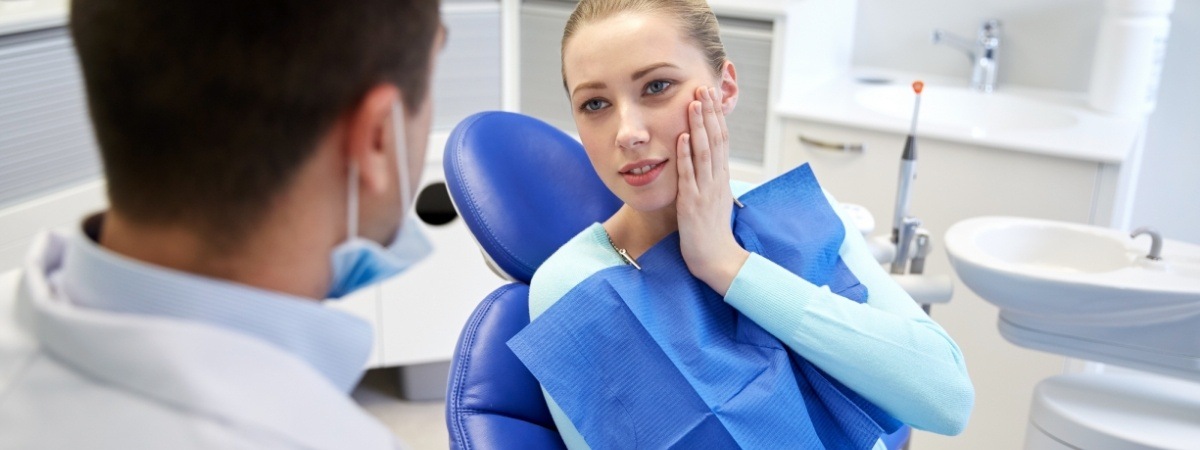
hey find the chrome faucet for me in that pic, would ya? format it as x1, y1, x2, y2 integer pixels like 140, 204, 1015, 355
1130, 227, 1163, 261
932, 20, 1001, 92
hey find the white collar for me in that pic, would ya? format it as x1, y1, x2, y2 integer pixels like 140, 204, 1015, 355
17, 228, 396, 449
59, 214, 374, 392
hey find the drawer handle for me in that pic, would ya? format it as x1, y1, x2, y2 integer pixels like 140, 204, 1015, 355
798, 135, 865, 153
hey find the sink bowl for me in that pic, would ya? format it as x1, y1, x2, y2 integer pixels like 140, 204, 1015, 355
945, 216, 1200, 318
945, 216, 1200, 380
855, 85, 1080, 134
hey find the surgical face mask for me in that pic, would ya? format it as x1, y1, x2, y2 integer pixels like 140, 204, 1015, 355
327, 101, 432, 299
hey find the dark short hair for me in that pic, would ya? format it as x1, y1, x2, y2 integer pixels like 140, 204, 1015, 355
70, 0, 441, 244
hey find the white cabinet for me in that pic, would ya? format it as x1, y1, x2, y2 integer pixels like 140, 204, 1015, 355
781, 119, 1105, 225
327, 286, 385, 368
779, 118, 1119, 450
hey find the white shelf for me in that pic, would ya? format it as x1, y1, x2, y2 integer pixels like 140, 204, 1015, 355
0, 0, 67, 36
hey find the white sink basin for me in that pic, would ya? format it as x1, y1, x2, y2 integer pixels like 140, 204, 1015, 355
854, 84, 1080, 135
945, 216, 1200, 380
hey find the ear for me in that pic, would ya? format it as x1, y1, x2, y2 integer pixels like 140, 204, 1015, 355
717, 61, 739, 115
342, 85, 402, 196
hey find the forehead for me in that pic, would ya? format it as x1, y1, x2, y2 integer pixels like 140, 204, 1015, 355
563, 12, 708, 92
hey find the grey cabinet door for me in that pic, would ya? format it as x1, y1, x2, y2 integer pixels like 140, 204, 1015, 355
0, 28, 100, 209
434, 2, 503, 132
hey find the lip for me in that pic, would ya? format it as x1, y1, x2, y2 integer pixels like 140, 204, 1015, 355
619, 158, 668, 187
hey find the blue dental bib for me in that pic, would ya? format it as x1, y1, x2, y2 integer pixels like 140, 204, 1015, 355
508, 164, 901, 449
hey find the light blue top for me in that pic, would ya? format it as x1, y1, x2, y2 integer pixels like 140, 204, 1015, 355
529, 185, 974, 449
58, 215, 375, 392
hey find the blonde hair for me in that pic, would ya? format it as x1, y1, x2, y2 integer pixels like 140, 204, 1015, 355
561, 0, 726, 88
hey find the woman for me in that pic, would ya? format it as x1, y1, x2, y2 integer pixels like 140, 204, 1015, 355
514, 1, 975, 448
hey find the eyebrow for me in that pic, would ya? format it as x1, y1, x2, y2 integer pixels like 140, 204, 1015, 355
570, 62, 679, 98
631, 62, 678, 81
571, 81, 607, 98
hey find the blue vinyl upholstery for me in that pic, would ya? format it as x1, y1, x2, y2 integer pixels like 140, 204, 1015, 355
445, 284, 566, 450
444, 112, 616, 449
443, 111, 621, 284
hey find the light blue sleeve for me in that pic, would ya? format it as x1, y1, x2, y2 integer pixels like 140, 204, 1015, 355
723, 190, 975, 435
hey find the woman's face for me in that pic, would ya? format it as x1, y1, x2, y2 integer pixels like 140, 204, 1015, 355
563, 12, 733, 213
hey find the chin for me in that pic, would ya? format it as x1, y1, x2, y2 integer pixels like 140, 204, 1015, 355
619, 186, 677, 213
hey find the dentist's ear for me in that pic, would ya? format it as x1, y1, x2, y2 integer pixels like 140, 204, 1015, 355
344, 85, 402, 196
718, 61, 739, 115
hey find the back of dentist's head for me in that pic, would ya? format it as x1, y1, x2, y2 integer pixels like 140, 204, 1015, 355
69, 0, 441, 250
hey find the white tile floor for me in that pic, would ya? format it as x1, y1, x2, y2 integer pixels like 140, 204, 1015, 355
353, 368, 450, 450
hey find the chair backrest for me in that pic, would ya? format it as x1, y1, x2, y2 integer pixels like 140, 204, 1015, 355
442, 111, 622, 284
443, 112, 618, 450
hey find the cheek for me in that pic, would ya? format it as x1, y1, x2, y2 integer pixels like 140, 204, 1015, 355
578, 126, 613, 173
649, 97, 693, 145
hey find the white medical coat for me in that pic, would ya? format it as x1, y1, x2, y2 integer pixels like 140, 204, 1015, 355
0, 232, 403, 449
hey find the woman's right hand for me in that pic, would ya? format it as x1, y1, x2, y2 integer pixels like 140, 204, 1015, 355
675, 86, 749, 296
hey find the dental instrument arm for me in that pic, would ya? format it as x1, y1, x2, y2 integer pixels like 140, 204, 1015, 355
909, 230, 932, 274
891, 81, 923, 279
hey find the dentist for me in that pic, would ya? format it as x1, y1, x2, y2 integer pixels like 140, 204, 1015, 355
0, 0, 443, 448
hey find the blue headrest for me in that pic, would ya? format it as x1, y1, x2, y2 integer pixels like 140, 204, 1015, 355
444, 111, 622, 284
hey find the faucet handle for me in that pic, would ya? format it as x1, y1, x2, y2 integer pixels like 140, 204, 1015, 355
978, 19, 1002, 49
979, 19, 1001, 38
931, 28, 975, 54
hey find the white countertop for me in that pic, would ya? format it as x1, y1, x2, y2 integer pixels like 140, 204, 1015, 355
776, 69, 1142, 164
0, 0, 67, 35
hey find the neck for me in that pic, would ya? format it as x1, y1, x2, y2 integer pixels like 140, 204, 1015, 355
99, 206, 338, 300
603, 203, 678, 259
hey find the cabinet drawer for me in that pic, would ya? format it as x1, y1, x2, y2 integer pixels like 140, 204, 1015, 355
781, 119, 1100, 227
782, 120, 905, 216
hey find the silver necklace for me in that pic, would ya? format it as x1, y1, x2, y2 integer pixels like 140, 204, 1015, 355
604, 198, 744, 272
606, 233, 642, 270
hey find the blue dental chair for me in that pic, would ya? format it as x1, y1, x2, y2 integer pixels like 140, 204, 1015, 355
442, 111, 911, 449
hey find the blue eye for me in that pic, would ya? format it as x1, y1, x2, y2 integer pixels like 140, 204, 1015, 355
645, 80, 671, 95
581, 99, 609, 112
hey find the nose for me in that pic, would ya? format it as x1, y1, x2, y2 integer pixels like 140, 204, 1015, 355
614, 105, 649, 150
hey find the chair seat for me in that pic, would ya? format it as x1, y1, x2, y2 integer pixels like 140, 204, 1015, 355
446, 283, 565, 450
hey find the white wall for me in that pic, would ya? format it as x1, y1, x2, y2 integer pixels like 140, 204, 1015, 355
1131, 0, 1200, 245
853, 0, 1102, 92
